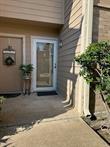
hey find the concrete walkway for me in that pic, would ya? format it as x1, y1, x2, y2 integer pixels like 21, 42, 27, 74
0, 94, 78, 126
0, 94, 109, 147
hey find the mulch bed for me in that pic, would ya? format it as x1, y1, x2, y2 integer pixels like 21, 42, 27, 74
82, 112, 110, 145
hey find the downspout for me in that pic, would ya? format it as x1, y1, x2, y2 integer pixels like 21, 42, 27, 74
80, 0, 94, 116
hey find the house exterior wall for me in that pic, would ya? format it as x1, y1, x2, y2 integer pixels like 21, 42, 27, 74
92, 0, 110, 113
58, 0, 82, 108
0, 19, 59, 93
0, 19, 59, 63
0, 0, 64, 24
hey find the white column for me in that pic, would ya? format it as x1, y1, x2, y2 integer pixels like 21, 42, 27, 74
78, 0, 94, 116
83, 0, 94, 117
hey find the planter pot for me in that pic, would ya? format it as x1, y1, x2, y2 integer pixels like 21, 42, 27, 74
22, 74, 31, 80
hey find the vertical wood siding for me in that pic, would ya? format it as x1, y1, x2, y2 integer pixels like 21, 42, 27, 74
0, 0, 64, 24
58, 0, 82, 105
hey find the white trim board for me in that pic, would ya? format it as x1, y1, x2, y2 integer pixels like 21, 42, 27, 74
78, 0, 94, 116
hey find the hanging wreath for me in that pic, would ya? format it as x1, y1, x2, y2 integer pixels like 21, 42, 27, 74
4, 56, 15, 65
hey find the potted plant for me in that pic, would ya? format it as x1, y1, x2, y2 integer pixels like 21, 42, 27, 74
19, 64, 34, 79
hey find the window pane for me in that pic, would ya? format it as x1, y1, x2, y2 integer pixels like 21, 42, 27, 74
36, 42, 54, 87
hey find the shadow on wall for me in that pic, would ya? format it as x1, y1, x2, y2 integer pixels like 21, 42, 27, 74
58, 0, 83, 109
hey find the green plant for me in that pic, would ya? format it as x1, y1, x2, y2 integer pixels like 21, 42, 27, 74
75, 41, 110, 125
19, 64, 34, 78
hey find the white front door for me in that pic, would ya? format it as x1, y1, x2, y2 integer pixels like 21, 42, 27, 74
31, 37, 57, 92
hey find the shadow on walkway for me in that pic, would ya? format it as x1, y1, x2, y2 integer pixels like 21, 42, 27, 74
0, 94, 76, 145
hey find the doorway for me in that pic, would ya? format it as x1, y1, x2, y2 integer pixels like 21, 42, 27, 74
31, 37, 57, 92
0, 34, 25, 93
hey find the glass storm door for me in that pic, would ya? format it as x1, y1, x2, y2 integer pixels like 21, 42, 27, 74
32, 38, 57, 91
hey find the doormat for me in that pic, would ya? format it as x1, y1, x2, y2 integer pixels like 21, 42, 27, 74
0, 93, 21, 98
37, 91, 57, 96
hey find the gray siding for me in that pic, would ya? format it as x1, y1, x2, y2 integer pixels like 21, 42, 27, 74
57, 0, 82, 107
0, 0, 64, 24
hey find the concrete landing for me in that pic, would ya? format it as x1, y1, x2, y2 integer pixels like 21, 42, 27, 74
0, 94, 109, 147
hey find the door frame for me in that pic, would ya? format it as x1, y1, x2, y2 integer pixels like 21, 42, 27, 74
31, 36, 58, 92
